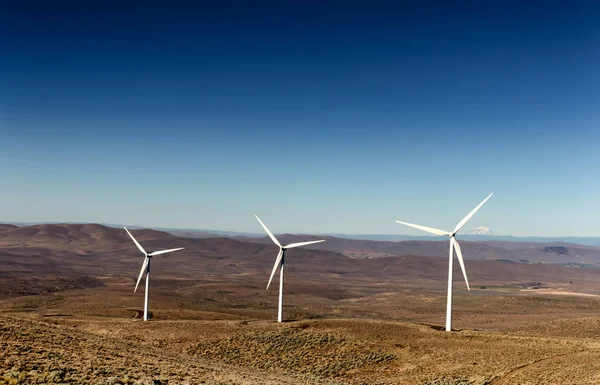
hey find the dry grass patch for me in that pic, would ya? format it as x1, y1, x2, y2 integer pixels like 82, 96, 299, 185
187, 325, 396, 378
0, 316, 337, 385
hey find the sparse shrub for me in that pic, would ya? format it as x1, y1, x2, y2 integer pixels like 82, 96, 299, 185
420, 377, 473, 385
187, 327, 396, 379
419, 377, 493, 385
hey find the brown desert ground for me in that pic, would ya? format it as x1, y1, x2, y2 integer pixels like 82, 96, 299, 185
3, 223, 600, 384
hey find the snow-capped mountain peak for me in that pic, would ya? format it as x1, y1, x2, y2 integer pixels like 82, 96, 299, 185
464, 226, 495, 236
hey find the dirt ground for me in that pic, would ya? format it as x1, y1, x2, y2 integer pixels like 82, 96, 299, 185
3, 280, 600, 385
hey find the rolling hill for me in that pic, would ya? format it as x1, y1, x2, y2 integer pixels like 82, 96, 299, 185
1, 223, 600, 302
243, 233, 600, 267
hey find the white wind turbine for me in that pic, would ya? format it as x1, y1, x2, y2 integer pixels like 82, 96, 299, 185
124, 227, 185, 321
255, 215, 325, 323
396, 193, 493, 332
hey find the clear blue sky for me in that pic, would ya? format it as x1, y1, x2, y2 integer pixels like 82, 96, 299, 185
1, 1, 599, 236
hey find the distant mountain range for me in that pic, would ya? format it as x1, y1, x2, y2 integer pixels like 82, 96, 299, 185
3, 221, 600, 246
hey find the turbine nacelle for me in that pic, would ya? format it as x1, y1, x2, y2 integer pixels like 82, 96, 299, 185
254, 215, 325, 290
395, 193, 493, 292
123, 227, 185, 293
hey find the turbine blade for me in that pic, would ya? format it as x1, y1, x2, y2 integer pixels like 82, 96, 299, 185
134, 256, 149, 293
255, 215, 281, 247
124, 227, 147, 255
452, 237, 470, 291
266, 248, 283, 290
395, 221, 451, 236
285, 240, 325, 249
453, 193, 494, 234
149, 247, 185, 257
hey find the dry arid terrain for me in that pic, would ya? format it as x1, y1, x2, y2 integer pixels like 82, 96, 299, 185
3, 223, 600, 384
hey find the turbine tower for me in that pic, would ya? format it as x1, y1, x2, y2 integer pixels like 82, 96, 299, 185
255, 215, 325, 323
124, 227, 185, 321
396, 193, 493, 331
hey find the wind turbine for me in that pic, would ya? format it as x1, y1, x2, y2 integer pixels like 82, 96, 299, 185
255, 215, 325, 323
124, 227, 185, 321
395, 193, 493, 332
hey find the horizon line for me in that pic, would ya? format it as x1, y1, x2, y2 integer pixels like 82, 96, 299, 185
2, 220, 600, 239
